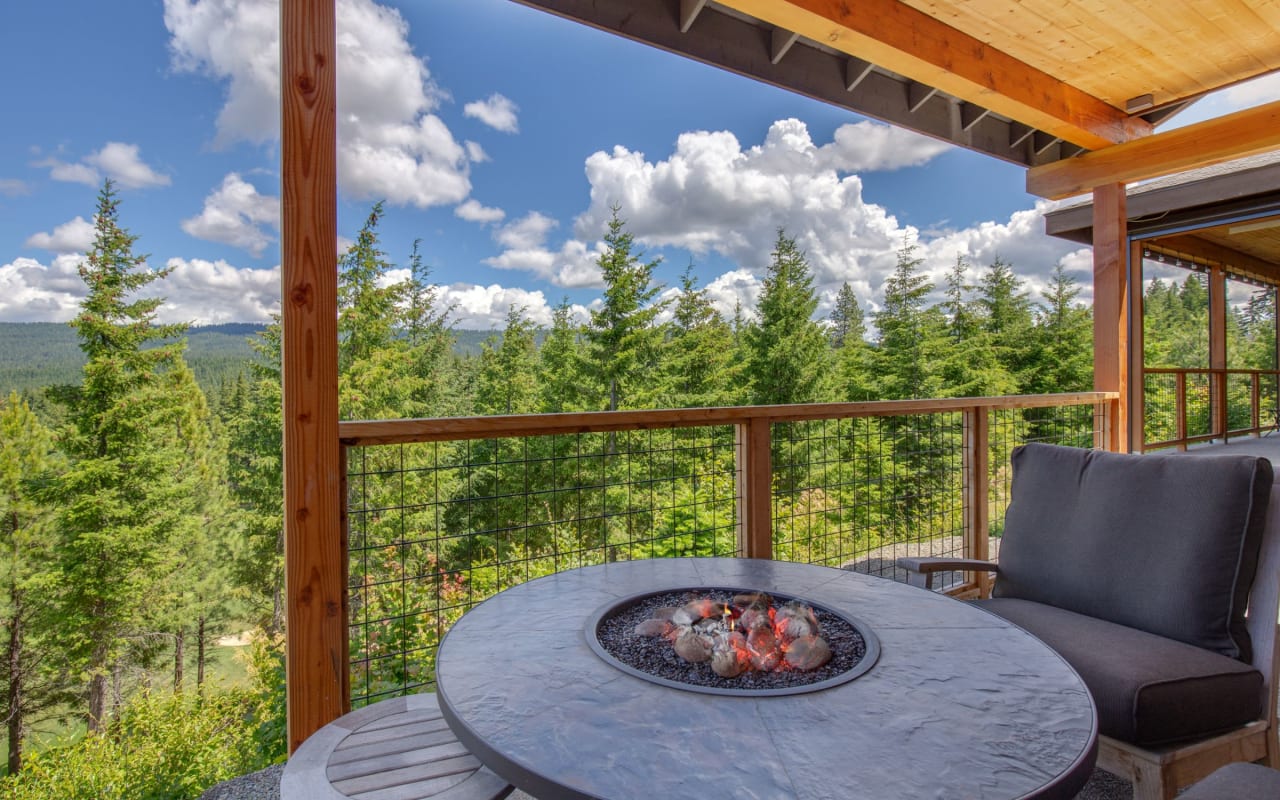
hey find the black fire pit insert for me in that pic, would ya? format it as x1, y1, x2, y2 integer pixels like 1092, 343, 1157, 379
586, 586, 880, 696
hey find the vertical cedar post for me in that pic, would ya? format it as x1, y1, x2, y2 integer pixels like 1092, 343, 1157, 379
1208, 264, 1229, 440
962, 407, 991, 597
735, 418, 773, 559
281, 0, 344, 754
1092, 183, 1130, 452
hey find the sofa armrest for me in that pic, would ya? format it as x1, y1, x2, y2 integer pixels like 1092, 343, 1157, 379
896, 557, 1000, 590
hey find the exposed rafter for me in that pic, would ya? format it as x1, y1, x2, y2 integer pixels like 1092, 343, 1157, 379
1027, 101, 1280, 199
679, 0, 707, 33
771, 28, 799, 64
714, 0, 1148, 149
845, 57, 874, 92
1145, 235, 1280, 286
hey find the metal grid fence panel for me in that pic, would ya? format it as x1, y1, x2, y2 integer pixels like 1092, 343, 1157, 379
346, 425, 741, 707
769, 413, 966, 586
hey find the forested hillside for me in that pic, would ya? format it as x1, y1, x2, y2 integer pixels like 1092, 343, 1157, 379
0, 323, 498, 397
2, 187, 1275, 798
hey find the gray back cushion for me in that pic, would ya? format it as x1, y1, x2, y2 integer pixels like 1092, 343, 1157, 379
993, 443, 1273, 660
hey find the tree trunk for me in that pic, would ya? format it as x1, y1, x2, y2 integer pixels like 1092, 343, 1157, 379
196, 616, 206, 695
7, 581, 23, 774
87, 667, 106, 732
173, 628, 184, 694
110, 663, 122, 721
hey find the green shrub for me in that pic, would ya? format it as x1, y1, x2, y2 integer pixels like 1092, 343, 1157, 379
1, 684, 277, 800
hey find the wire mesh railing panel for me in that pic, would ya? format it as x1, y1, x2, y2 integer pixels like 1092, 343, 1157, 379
1143, 372, 1177, 445
1226, 373, 1255, 432
770, 413, 967, 586
346, 425, 741, 706
987, 404, 1108, 548
1261, 374, 1280, 433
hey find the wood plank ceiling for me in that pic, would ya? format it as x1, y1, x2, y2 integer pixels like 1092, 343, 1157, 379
512, 0, 1280, 189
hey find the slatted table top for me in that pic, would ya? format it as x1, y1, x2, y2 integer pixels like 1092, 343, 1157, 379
281, 693, 513, 800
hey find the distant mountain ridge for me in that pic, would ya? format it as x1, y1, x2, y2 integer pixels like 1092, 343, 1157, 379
0, 323, 503, 395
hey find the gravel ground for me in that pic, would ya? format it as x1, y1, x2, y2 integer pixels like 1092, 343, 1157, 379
198, 764, 1135, 799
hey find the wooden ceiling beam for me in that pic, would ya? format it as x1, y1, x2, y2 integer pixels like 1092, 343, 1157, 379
715, 0, 1147, 150
1027, 101, 1280, 200
1145, 234, 1280, 285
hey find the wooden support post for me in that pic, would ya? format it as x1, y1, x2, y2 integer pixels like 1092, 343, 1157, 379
1093, 183, 1130, 452
963, 408, 991, 597
735, 419, 773, 560
282, 0, 344, 754
1209, 266, 1229, 441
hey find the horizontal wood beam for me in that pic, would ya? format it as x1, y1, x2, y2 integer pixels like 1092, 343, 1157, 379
1028, 100, 1280, 200
1145, 235, 1280, 285
715, 0, 1147, 150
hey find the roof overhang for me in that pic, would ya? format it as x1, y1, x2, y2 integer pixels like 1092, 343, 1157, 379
513, 0, 1280, 187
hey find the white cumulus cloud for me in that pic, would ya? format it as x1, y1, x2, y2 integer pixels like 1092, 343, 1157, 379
0, 178, 30, 196
455, 199, 505, 224
37, 142, 170, 189
495, 211, 557, 250
0, 255, 88, 321
147, 258, 281, 324
457, 117, 1084, 314
182, 173, 281, 256
463, 93, 519, 133
25, 216, 96, 254
464, 141, 489, 163
437, 283, 555, 328
164, 0, 471, 208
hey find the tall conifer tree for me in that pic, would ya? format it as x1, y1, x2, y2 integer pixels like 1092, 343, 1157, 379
51, 182, 201, 729
745, 230, 830, 405
583, 208, 666, 411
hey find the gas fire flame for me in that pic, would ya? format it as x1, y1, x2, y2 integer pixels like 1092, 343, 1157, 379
635, 591, 832, 677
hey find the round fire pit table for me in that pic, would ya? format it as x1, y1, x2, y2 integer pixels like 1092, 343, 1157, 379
435, 558, 1097, 800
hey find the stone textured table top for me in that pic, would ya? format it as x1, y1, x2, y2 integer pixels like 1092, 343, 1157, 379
436, 558, 1097, 800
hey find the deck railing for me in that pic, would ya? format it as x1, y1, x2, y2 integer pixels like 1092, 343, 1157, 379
1142, 368, 1280, 451
334, 392, 1116, 707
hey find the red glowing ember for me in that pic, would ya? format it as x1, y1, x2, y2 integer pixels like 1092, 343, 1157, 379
633, 591, 832, 678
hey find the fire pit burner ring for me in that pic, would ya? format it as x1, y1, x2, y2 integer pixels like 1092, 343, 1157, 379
586, 586, 880, 696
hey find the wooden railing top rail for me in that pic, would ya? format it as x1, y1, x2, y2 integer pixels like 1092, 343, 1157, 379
1144, 367, 1280, 375
338, 392, 1118, 446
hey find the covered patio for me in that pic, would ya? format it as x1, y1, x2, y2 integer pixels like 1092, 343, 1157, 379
276, 0, 1280, 797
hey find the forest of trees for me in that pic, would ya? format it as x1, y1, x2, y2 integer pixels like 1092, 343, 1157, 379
0, 184, 1274, 797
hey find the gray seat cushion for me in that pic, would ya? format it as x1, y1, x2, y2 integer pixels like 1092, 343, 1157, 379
1178, 762, 1280, 800
977, 598, 1264, 747
994, 443, 1272, 660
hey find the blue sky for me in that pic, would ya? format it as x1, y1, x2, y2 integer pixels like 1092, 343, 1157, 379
1, 0, 1275, 329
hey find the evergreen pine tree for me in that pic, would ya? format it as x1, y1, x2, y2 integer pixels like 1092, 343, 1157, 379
1029, 264, 1093, 393
874, 239, 947, 399
663, 266, 742, 408
1, 393, 64, 773
476, 306, 539, 416
538, 302, 587, 413
745, 230, 830, 405
49, 181, 200, 729
583, 208, 667, 411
